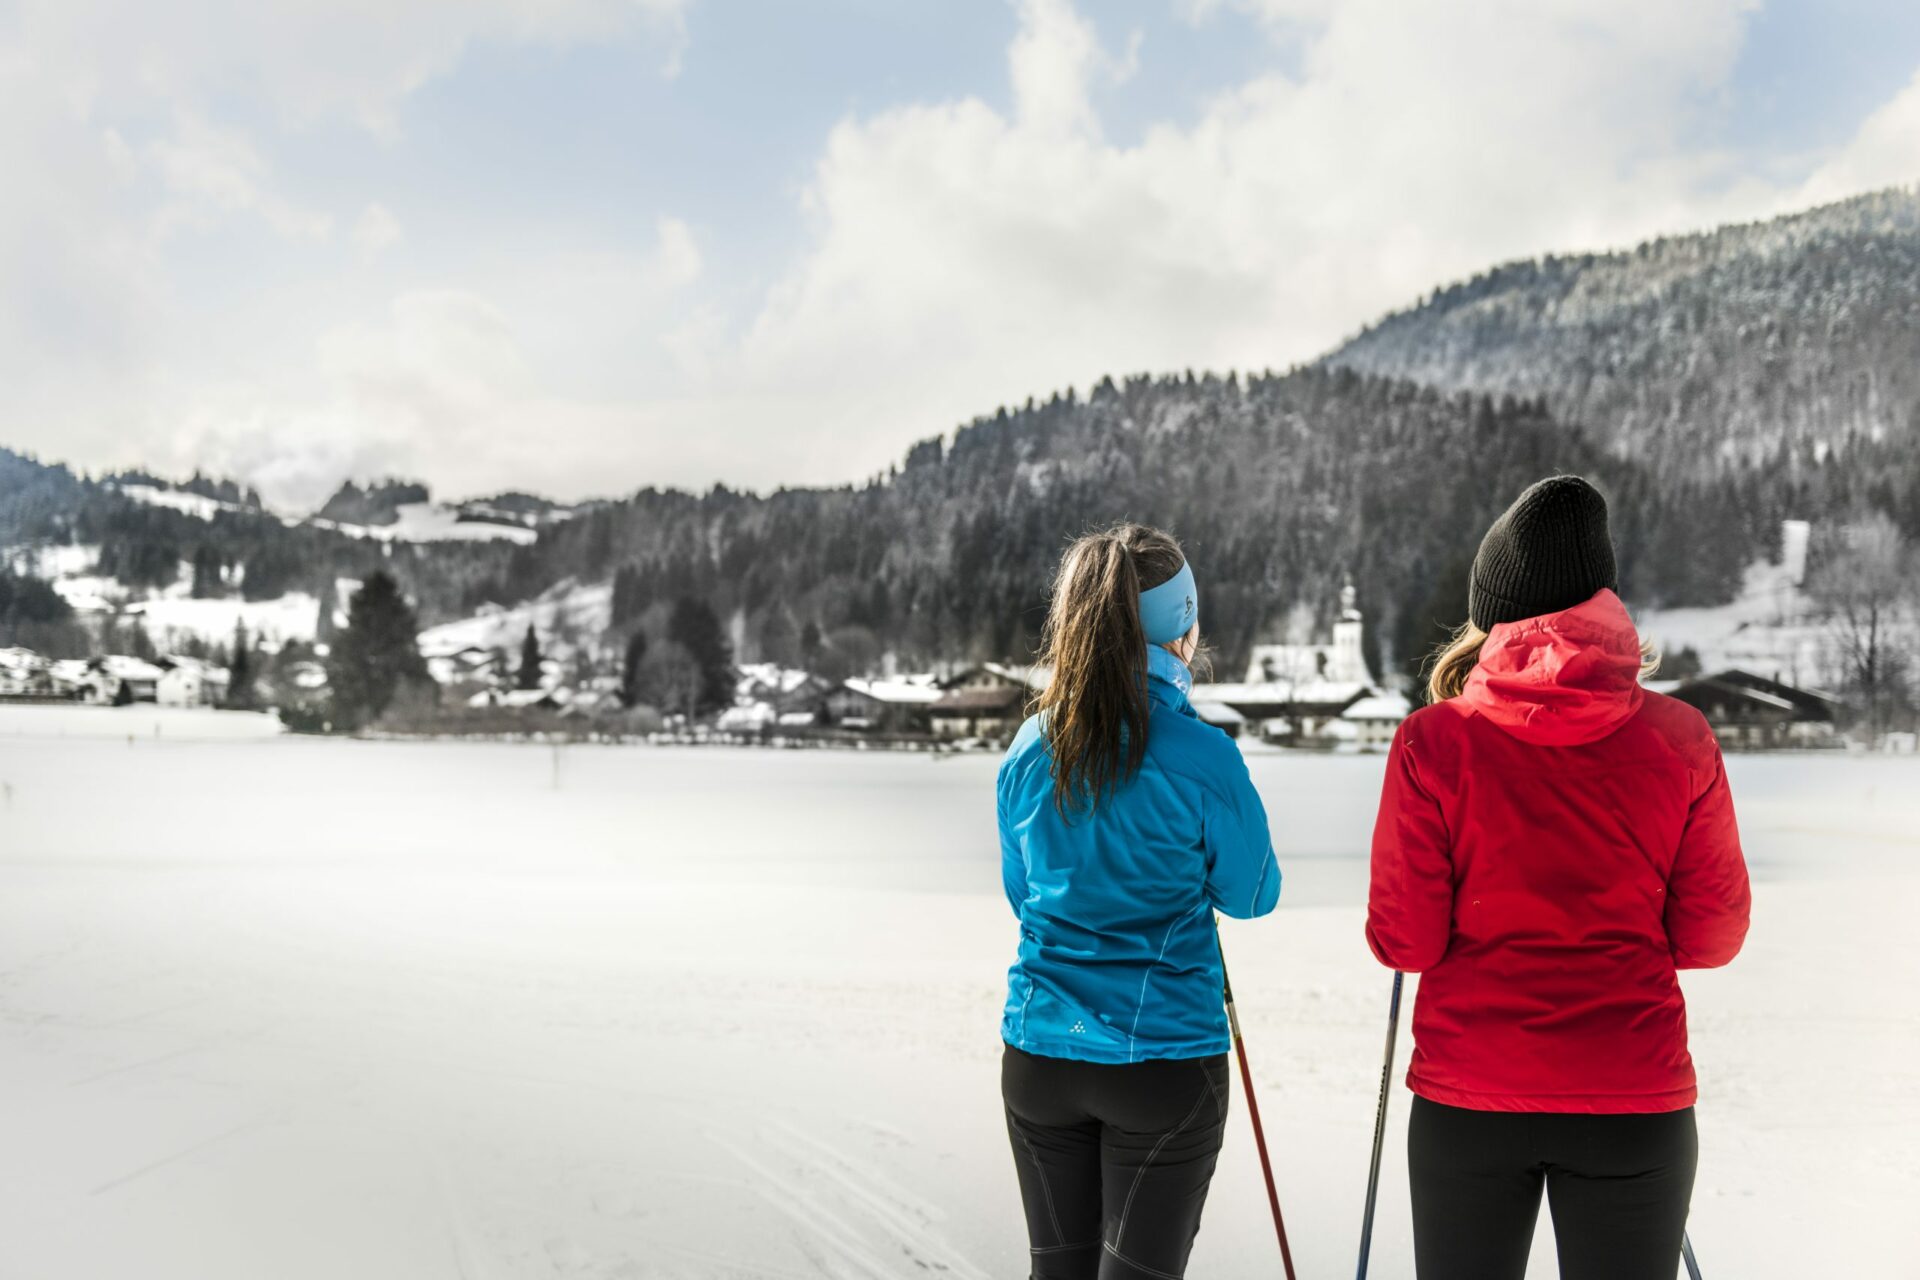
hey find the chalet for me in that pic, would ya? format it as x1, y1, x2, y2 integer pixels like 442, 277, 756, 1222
734, 663, 833, 718
929, 663, 1046, 740
1340, 691, 1413, 750
825, 676, 941, 734
1664, 668, 1843, 750
87, 656, 165, 704
156, 656, 231, 708
0, 647, 51, 698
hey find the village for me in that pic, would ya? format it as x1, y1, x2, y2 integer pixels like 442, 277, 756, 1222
0, 572, 1865, 753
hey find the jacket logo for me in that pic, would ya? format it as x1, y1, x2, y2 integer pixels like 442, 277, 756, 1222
1069, 1020, 1087, 1034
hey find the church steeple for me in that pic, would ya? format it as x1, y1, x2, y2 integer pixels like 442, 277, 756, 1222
1332, 574, 1369, 684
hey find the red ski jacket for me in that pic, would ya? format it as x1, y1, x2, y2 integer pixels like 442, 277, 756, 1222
1366, 590, 1750, 1113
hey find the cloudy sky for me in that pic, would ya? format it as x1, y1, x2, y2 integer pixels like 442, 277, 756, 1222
4, 0, 1920, 509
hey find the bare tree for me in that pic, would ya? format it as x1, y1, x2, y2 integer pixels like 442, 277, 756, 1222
1809, 514, 1917, 740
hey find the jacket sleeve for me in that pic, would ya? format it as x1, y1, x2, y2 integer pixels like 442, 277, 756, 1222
1201, 748, 1281, 919
1665, 745, 1751, 969
1366, 724, 1453, 972
998, 762, 1027, 918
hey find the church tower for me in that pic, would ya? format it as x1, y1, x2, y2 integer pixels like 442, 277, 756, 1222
1330, 577, 1371, 685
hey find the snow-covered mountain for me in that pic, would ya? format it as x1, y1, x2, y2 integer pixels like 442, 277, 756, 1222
1324, 186, 1920, 468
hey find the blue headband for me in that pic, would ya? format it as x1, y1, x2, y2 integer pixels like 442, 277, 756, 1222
1139, 559, 1198, 644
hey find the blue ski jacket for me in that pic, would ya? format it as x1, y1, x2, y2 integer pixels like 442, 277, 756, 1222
999, 647, 1281, 1063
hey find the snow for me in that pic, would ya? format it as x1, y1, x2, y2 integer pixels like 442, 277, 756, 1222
417, 580, 612, 661
0, 719, 1910, 1278
313, 502, 539, 545
1636, 557, 1837, 690
841, 675, 943, 704
110, 482, 244, 521
126, 592, 323, 648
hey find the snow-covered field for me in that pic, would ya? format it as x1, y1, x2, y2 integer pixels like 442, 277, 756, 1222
0, 707, 1913, 1278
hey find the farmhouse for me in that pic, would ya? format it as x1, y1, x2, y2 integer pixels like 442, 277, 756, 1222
156, 656, 231, 708
929, 663, 1046, 740
1663, 668, 1843, 750
825, 675, 941, 734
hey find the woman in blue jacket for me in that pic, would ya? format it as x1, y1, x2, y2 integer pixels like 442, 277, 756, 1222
999, 523, 1282, 1280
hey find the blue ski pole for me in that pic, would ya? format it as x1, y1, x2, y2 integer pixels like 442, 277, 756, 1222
1683, 1231, 1703, 1280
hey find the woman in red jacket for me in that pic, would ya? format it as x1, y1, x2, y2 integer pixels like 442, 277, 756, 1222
1367, 475, 1751, 1280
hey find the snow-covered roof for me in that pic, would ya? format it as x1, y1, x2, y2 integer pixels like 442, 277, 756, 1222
1342, 692, 1412, 722
735, 663, 816, 696
100, 655, 166, 682
1199, 680, 1372, 708
1191, 700, 1245, 724
0, 646, 47, 672
717, 702, 778, 730
841, 677, 942, 705
982, 662, 1051, 690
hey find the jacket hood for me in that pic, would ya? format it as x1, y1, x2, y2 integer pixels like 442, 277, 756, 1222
1458, 588, 1644, 746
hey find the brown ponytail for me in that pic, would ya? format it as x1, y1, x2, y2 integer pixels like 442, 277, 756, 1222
1036, 524, 1187, 816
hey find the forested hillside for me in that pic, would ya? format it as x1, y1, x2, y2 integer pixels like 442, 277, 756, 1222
7, 191, 1918, 682
496, 367, 1839, 680
1326, 187, 1920, 471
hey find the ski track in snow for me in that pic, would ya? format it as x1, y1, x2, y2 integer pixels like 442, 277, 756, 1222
0, 722, 1913, 1276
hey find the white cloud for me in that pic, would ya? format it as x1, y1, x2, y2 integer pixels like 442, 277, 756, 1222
352, 203, 403, 258
146, 112, 332, 242
5, 0, 1919, 509
171, 214, 709, 508
723, 0, 1778, 487
12, 0, 692, 139
1796, 68, 1920, 207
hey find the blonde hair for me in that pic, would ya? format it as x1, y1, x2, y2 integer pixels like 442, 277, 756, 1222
1425, 620, 1662, 705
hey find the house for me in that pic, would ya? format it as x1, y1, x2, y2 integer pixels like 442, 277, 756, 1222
1340, 691, 1413, 750
1664, 668, 1843, 750
716, 701, 778, 733
825, 675, 941, 733
89, 655, 165, 704
0, 647, 51, 698
424, 644, 502, 688
735, 663, 833, 717
1195, 679, 1372, 745
47, 659, 94, 699
156, 656, 231, 708
929, 663, 1048, 740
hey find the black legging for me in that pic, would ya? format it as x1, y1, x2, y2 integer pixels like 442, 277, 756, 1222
1408, 1096, 1699, 1280
1002, 1044, 1229, 1279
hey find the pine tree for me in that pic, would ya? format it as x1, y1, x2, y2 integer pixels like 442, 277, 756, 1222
517, 623, 544, 690
226, 617, 255, 710
668, 596, 734, 715
620, 630, 648, 707
325, 571, 432, 730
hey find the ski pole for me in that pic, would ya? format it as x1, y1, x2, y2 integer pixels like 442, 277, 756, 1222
1682, 1231, 1703, 1280
1218, 928, 1298, 1280
1356, 969, 1405, 1280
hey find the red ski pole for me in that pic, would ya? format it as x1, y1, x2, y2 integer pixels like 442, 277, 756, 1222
1219, 929, 1298, 1280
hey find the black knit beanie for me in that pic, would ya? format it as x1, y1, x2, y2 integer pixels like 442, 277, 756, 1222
1468, 475, 1618, 629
